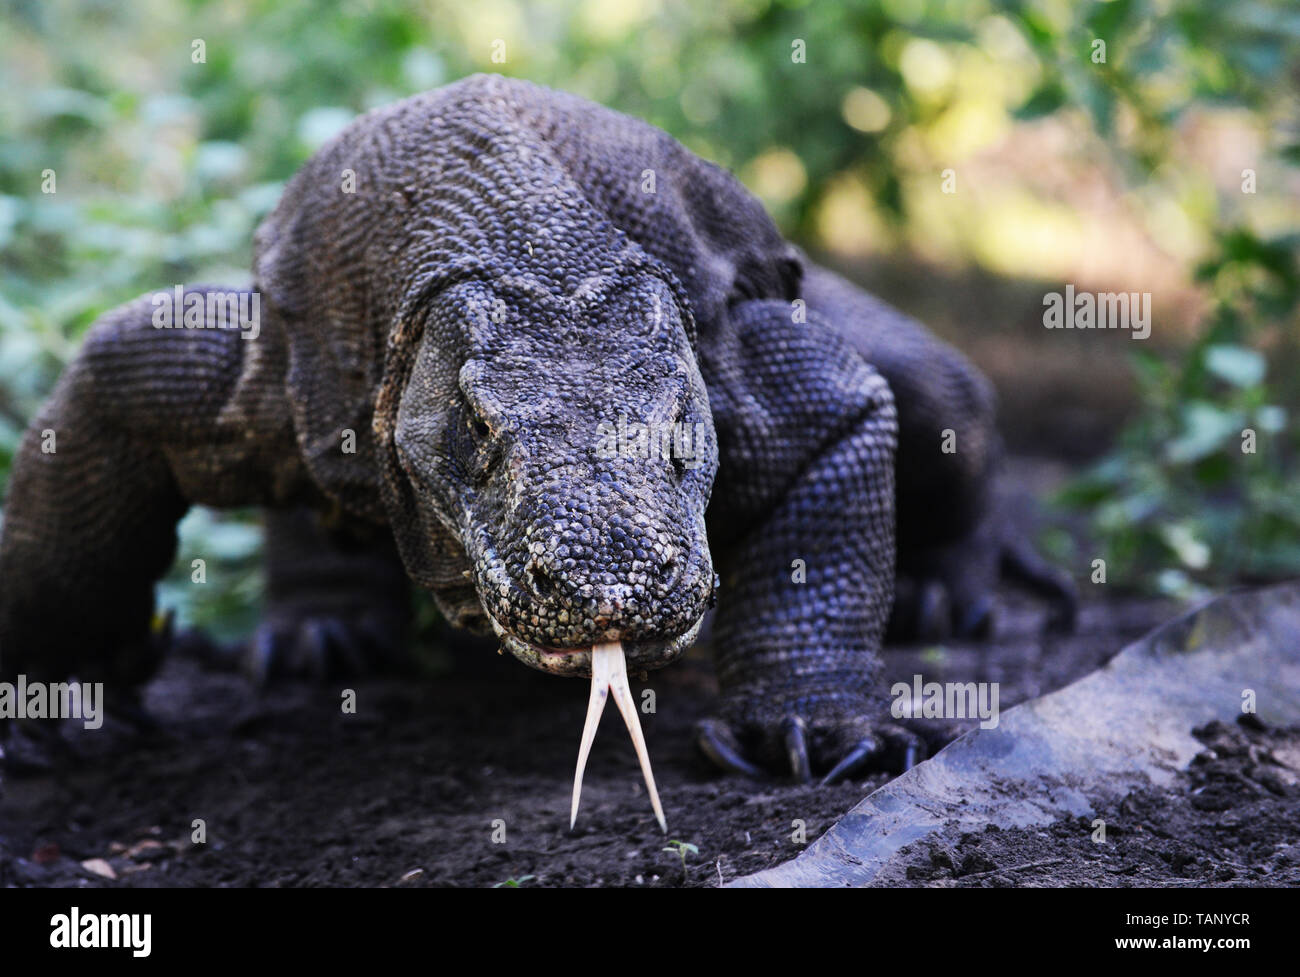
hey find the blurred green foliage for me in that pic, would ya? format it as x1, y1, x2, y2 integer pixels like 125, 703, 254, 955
0, 0, 1297, 631
1017, 0, 1300, 596
1058, 229, 1300, 598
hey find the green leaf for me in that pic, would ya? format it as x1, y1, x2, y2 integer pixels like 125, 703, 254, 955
1255, 405, 1286, 433
1086, 0, 1137, 41
1165, 402, 1242, 464
1160, 522, 1211, 570
1203, 344, 1266, 388
1015, 81, 1067, 119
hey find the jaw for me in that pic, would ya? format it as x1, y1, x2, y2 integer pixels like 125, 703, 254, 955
486, 611, 707, 677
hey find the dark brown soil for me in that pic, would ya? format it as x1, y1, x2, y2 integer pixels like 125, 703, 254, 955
874, 717, 1300, 888
0, 588, 1181, 888
8, 455, 1294, 888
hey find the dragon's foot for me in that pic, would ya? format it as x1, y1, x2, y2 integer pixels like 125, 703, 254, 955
889, 576, 995, 643
244, 609, 406, 685
0, 684, 167, 776
695, 690, 928, 784
890, 517, 1078, 643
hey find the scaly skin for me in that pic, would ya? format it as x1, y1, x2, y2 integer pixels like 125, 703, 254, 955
0, 75, 1072, 781
801, 261, 1076, 641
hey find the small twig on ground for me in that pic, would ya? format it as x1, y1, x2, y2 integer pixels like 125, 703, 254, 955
959, 857, 1066, 880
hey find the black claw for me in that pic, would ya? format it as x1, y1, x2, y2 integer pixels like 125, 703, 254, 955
247, 627, 281, 686
247, 614, 401, 684
1001, 540, 1079, 634
954, 594, 994, 639
695, 719, 763, 778
915, 581, 950, 642
299, 620, 331, 682
819, 736, 879, 786
783, 715, 812, 783
321, 618, 367, 675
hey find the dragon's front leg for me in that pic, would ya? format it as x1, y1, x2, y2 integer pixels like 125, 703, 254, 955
697, 300, 925, 782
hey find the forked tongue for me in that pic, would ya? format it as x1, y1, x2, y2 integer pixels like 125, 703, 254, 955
570, 641, 667, 833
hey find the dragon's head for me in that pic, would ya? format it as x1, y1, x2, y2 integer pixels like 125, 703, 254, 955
379, 259, 717, 678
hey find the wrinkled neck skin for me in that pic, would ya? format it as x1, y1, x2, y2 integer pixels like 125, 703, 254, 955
377, 249, 718, 678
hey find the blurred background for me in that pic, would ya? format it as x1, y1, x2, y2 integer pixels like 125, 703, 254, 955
1, 0, 1297, 639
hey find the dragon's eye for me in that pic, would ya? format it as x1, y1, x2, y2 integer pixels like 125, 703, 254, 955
460, 405, 501, 483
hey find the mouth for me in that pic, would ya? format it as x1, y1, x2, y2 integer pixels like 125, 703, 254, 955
485, 612, 706, 677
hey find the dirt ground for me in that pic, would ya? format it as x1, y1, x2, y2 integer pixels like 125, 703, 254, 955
873, 717, 1300, 888
3, 459, 1296, 888
1, 586, 1191, 889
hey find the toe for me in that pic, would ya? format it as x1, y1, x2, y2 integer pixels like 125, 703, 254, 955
244, 613, 402, 684
695, 717, 765, 777
699, 701, 929, 784
783, 716, 812, 783
952, 593, 995, 639
818, 736, 881, 785
246, 624, 289, 686
915, 581, 951, 642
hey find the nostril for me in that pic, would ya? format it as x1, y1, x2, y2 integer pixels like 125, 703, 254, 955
526, 559, 556, 599
659, 553, 681, 589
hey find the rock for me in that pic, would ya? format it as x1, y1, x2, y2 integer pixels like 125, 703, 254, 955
732, 583, 1300, 887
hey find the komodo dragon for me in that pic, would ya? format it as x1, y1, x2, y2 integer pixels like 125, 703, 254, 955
0, 74, 1074, 784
